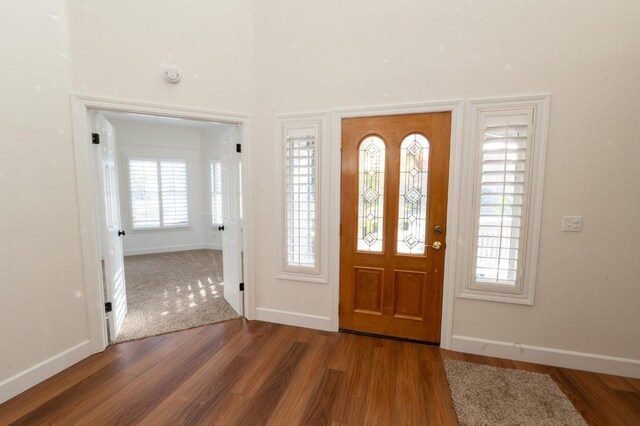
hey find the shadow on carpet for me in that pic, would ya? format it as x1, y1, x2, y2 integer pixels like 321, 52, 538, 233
113, 249, 241, 344
444, 359, 586, 426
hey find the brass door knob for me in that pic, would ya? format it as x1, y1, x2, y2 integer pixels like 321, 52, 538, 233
426, 241, 442, 250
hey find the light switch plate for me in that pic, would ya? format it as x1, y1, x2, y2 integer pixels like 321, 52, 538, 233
562, 216, 583, 232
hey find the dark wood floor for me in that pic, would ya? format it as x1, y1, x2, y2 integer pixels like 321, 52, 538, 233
1, 319, 639, 425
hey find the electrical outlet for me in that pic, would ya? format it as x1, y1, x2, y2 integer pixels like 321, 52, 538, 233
562, 216, 582, 232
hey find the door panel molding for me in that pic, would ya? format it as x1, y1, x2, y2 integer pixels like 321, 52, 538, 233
71, 94, 254, 354
330, 100, 464, 349
353, 267, 384, 315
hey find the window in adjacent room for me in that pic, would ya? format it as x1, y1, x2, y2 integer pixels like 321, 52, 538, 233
211, 161, 223, 226
128, 158, 189, 230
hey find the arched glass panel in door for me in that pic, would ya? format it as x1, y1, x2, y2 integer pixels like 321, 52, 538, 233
357, 136, 386, 252
397, 133, 430, 254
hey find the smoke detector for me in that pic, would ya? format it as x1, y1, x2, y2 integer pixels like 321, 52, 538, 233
164, 67, 181, 83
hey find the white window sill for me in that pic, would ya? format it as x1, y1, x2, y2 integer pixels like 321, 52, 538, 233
276, 273, 328, 284
131, 225, 192, 233
457, 287, 534, 305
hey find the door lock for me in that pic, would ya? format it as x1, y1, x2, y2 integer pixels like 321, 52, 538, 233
426, 241, 442, 250
434, 225, 443, 234
218, 225, 225, 231
118, 230, 126, 237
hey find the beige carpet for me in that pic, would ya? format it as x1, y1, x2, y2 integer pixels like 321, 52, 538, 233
444, 359, 586, 426
113, 249, 241, 343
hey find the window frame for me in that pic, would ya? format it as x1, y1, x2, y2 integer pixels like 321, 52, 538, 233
458, 95, 550, 305
275, 113, 330, 284
126, 156, 191, 232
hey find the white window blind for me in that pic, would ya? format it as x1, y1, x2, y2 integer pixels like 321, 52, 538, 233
211, 161, 223, 225
129, 158, 189, 230
473, 109, 533, 289
129, 160, 160, 229
160, 161, 188, 226
284, 130, 318, 271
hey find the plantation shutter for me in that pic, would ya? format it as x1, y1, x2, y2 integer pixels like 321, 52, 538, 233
474, 109, 534, 287
211, 161, 223, 225
160, 160, 188, 226
129, 159, 160, 229
285, 132, 318, 270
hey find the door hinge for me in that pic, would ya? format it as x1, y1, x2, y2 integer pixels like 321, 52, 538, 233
239, 282, 244, 291
105, 302, 112, 313
92, 133, 100, 145
236, 143, 242, 153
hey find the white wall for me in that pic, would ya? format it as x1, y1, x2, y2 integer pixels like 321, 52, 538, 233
0, 1, 93, 396
0, 0, 255, 402
251, 0, 640, 362
104, 117, 227, 255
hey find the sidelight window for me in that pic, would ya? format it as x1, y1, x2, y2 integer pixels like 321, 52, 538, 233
459, 95, 550, 305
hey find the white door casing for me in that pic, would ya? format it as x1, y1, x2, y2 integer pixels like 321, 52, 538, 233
95, 113, 128, 341
221, 136, 244, 315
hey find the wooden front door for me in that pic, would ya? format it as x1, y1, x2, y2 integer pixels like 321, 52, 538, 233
339, 113, 451, 343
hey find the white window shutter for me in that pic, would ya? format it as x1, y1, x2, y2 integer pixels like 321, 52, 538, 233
473, 108, 534, 290
129, 159, 160, 229
211, 161, 223, 225
285, 134, 318, 269
160, 161, 188, 226
128, 158, 189, 230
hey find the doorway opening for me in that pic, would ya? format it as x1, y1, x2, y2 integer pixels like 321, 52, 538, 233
92, 110, 245, 344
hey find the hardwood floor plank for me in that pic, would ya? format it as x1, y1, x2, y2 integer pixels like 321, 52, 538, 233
395, 342, 429, 425
209, 392, 251, 426
330, 333, 375, 425
267, 334, 334, 425
231, 324, 298, 397
363, 339, 397, 426
422, 345, 459, 425
235, 341, 309, 425
1, 318, 638, 425
121, 325, 205, 376
299, 368, 344, 426
326, 333, 355, 372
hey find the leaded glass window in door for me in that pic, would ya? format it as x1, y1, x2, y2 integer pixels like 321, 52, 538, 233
357, 136, 386, 252
397, 133, 430, 254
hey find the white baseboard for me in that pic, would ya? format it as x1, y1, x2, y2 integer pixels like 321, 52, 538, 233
451, 335, 640, 379
0, 340, 92, 404
124, 243, 222, 256
255, 307, 333, 332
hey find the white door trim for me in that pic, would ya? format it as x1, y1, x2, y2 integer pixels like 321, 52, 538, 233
330, 100, 464, 349
70, 94, 256, 353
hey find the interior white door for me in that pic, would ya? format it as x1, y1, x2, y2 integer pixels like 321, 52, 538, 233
95, 113, 127, 341
221, 138, 244, 316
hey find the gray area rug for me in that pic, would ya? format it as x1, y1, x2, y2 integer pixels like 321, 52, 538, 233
444, 359, 586, 426
114, 249, 241, 343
